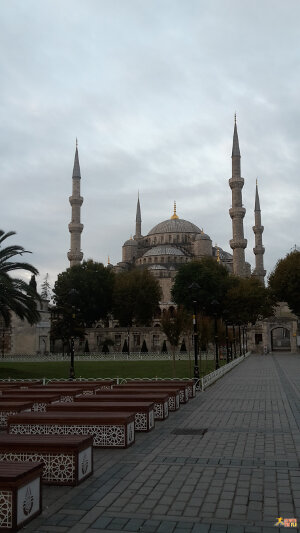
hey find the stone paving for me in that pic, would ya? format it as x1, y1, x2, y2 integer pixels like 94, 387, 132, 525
25, 353, 300, 532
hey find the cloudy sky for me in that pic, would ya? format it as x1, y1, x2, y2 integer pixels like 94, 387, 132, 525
1, 0, 299, 292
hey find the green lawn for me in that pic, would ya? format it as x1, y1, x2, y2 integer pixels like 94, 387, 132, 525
0, 358, 226, 381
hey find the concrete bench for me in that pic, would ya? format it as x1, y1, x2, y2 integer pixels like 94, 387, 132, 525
0, 461, 43, 531
129, 379, 196, 399
32, 383, 99, 396
47, 380, 115, 392
115, 382, 189, 403
92, 392, 169, 420
48, 401, 155, 432
0, 402, 33, 429
8, 411, 135, 448
0, 434, 93, 486
5, 387, 83, 403
112, 385, 181, 410
0, 393, 62, 412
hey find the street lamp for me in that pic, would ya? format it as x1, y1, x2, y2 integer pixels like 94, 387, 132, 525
188, 283, 200, 381
68, 288, 79, 380
211, 300, 220, 370
222, 310, 230, 364
232, 324, 237, 359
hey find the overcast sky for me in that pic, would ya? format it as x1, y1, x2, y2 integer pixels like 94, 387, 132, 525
1, 0, 299, 292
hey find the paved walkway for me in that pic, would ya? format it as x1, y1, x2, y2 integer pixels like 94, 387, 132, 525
26, 353, 300, 533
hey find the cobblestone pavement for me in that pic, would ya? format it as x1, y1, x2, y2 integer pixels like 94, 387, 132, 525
25, 353, 300, 533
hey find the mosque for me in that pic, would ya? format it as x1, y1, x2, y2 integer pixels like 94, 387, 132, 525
68, 118, 266, 310
4, 119, 298, 356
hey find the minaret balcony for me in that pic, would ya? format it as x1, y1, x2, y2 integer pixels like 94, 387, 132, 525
229, 177, 244, 189
252, 225, 264, 234
67, 250, 83, 262
68, 222, 84, 233
69, 196, 83, 206
253, 246, 265, 255
229, 207, 246, 219
230, 238, 247, 250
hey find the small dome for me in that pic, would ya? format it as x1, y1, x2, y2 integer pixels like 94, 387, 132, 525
195, 232, 211, 241
143, 245, 185, 257
148, 218, 201, 236
123, 238, 137, 247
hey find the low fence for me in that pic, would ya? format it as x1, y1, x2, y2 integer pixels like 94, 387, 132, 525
199, 351, 251, 391
1, 351, 221, 362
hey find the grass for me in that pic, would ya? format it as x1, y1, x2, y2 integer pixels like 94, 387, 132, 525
0, 358, 226, 381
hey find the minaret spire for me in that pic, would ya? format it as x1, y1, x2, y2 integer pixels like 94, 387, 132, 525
67, 140, 84, 267
134, 192, 142, 240
253, 180, 266, 284
229, 116, 247, 277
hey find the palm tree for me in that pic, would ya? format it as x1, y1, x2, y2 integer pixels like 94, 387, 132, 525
0, 230, 40, 326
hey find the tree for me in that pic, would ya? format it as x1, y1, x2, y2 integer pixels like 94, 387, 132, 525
41, 273, 51, 301
171, 258, 235, 316
0, 230, 40, 327
225, 277, 275, 325
53, 260, 114, 328
112, 269, 162, 327
268, 250, 300, 318
161, 307, 190, 376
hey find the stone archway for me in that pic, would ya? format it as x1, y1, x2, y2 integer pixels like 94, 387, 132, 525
270, 327, 291, 352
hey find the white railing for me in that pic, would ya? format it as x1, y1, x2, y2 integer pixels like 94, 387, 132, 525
200, 351, 251, 391
0, 351, 218, 362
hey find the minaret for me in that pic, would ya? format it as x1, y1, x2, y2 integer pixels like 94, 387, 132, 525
67, 140, 84, 267
229, 116, 247, 277
134, 193, 142, 239
252, 180, 266, 284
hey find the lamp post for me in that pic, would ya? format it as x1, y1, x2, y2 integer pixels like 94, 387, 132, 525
238, 323, 242, 357
188, 283, 200, 381
242, 326, 245, 356
232, 324, 237, 359
68, 288, 79, 380
211, 300, 220, 370
222, 310, 230, 364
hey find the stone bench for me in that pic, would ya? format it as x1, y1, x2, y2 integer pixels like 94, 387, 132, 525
92, 392, 169, 420
112, 385, 181, 410
0, 461, 43, 531
0, 393, 62, 412
8, 411, 135, 448
0, 434, 93, 486
0, 402, 33, 429
47, 380, 115, 392
32, 383, 100, 396
129, 379, 196, 399
6, 387, 83, 403
115, 382, 189, 403
48, 401, 155, 432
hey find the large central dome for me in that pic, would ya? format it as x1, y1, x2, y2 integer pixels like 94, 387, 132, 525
148, 218, 201, 236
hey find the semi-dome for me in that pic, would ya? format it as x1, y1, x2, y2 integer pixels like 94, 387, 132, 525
148, 218, 201, 236
143, 245, 185, 257
123, 238, 137, 246
195, 232, 211, 241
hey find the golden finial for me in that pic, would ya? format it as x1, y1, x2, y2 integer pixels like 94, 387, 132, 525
201, 228, 204, 234
216, 246, 220, 263
108, 255, 110, 265
171, 201, 179, 220
256, 177, 258, 186
130, 234, 133, 240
